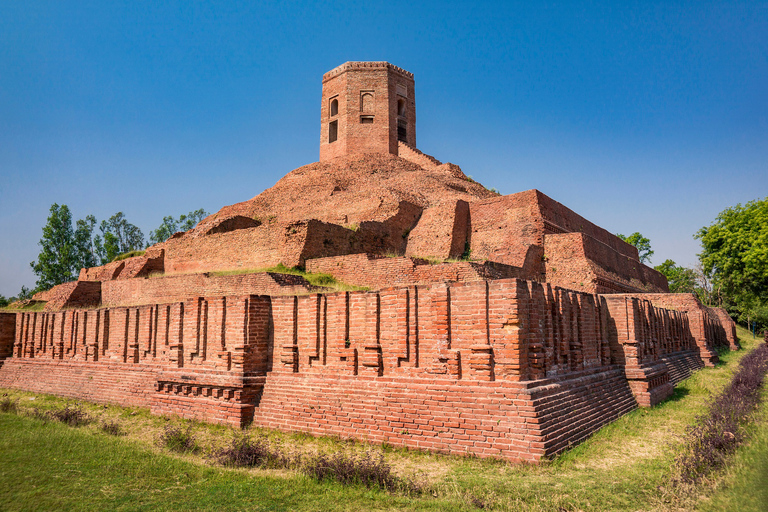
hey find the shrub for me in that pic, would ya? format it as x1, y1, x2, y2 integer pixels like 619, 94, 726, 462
28, 408, 51, 423
301, 451, 420, 493
676, 344, 768, 483
158, 424, 197, 453
0, 395, 18, 414
50, 403, 91, 427
99, 420, 126, 436
213, 434, 289, 468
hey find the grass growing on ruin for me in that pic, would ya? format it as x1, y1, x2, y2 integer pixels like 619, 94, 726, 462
210, 263, 368, 292
0, 326, 765, 511
0, 301, 45, 312
112, 249, 145, 262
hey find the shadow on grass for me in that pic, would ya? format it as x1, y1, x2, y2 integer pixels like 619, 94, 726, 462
660, 387, 690, 404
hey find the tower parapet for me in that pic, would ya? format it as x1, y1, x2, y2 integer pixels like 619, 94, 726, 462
320, 61, 416, 161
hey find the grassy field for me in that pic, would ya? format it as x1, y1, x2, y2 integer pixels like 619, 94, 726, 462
0, 325, 765, 511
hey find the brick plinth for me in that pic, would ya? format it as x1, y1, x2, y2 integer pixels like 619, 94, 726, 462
0, 279, 736, 462
253, 366, 636, 461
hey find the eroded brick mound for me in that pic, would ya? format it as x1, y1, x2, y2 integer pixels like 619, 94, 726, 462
192, 153, 496, 233
32, 281, 101, 311
146, 153, 500, 276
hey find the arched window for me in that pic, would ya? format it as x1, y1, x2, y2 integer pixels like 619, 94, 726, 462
330, 98, 338, 117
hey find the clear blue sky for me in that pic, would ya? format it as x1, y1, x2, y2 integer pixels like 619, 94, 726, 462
1, 1, 766, 297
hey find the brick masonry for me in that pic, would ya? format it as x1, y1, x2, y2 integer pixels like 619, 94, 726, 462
306, 253, 528, 290
3, 62, 739, 462
100, 271, 322, 307
0, 278, 722, 460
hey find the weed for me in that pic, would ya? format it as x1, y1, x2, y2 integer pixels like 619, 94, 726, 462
461, 242, 472, 261
213, 434, 290, 468
100, 420, 126, 436
0, 395, 18, 414
50, 403, 92, 427
27, 408, 51, 423
158, 424, 197, 453
301, 450, 420, 494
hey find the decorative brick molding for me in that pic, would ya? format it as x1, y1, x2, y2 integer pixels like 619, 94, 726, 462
0, 278, 731, 460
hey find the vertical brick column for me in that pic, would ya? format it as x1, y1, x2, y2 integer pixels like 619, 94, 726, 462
488, 279, 527, 381
297, 294, 323, 371
360, 292, 383, 376
273, 296, 298, 373
84, 310, 99, 361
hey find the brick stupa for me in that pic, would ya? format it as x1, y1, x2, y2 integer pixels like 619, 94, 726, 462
41, 61, 667, 309
1, 62, 738, 462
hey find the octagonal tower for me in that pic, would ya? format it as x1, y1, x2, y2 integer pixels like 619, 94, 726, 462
320, 62, 416, 161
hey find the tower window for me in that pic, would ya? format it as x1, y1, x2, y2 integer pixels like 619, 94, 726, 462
397, 119, 407, 142
361, 92, 373, 112
329, 120, 338, 143
360, 116, 374, 124
330, 98, 338, 117
397, 98, 406, 117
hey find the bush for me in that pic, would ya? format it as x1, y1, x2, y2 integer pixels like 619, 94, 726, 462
0, 395, 18, 414
158, 424, 197, 453
213, 434, 289, 468
50, 403, 91, 427
676, 344, 768, 483
301, 451, 420, 493
99, 420, 126, 436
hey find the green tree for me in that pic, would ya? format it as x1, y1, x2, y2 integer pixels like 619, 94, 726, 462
73, 215, 98, 270
696, 197, 768, 328
654, 259, 698, 294
149, 208, 208, 245
30, 204, 78, 290
95, 212, 145, 263
617, 232, 654, 264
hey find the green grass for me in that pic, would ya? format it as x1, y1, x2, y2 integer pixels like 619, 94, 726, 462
0, 301, 45, 312
112, 249, 146, 262
0, 326, 764, 510
210, 263, 368, 292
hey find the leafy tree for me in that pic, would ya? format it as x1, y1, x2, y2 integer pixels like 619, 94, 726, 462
696, 197, 768, 328
30, 204, 79, 290
73, 215, 98, 270
617, 232, 654, 264
654, 259, 698, 294
95, 212, 145, 263
16, 285, 33, 300
0, 295, 8, 308
149, 208, 208, 245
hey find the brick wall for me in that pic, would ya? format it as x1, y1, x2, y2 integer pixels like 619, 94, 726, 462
101, 272, 318, 307
0, 279, 725, 461
405, 200, 469, 260
708, 307, 739, 350
306, 253, 526, 290
615, 293, 726, 365
0, 296, 272, 427
32, 280, 102, 311
544, 232, 668, 294
0, 313, 15, 359
467, 190, 667, 295
601, 295, 702, 406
